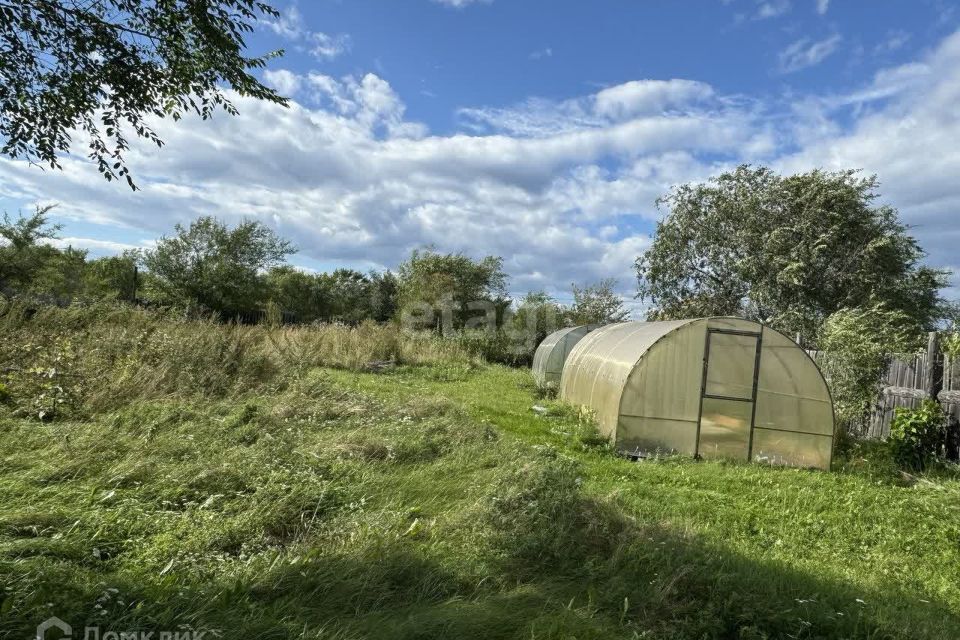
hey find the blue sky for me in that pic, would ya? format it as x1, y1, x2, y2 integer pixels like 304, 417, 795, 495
1, 0, 959, 307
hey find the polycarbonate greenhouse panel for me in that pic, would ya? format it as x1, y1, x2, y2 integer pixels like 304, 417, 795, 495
704, 332, 759, 400
620, 320, 703, 425
697, 396, 753, 460
754, 327, 834, 437
532, 325, 600, 389
751, 428, 833, 469
559, 317, 836, 470
619, 416, 698, 456
561, 321, 692, 437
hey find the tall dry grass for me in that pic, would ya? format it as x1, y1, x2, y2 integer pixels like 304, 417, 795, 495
0, 301, 477, 418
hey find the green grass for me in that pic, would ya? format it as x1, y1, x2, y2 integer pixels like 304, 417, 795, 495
1, 308, 959, 638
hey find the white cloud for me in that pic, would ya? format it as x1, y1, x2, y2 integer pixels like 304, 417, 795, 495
3, 30, 960, 300
593, 79, 715, 120
262, 5, 306, 39
264, 69, 303, 96
778, 34, 842, 73
815, 0, 829, 15
529, 47, 553, 60
757, 0, 791, 19
43, 237, 146, 254
262, 5, 350, 61
458, 79, 719, 137
309, 32, 351, 61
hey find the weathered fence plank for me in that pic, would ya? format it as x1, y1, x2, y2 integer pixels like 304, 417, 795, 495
809, 332, 958, 450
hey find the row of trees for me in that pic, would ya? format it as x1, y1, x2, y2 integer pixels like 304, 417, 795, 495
3, 167, 952, 360
0, 208, 629, 335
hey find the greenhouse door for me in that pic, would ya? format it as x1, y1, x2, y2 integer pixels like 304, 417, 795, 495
696, 329, 763, 461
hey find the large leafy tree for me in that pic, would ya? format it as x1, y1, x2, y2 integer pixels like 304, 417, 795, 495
570, 278, 629, 325
636, 166, 947, 343
396, 248, 508, 331
817, 305, 922, 430
368, 269, 398, 323
265, 265, 327, 323
510, 290, 570, 347
1, 0, 285, 188
317, 269, 374, 325
143, 216, 293, 315
83, 252, 139, 301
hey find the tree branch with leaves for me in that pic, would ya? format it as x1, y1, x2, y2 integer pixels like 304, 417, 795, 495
0, 0, 286, 188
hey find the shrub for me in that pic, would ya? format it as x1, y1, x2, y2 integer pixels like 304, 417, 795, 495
817, 305, 922, 433
0, 334, 84, 420
889, 400, 947, 471
453, 328, 532, 367
943, 332, 960, 359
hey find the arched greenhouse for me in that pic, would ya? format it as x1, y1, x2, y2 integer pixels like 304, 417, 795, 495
532, 324, 599, 389
559, 318, 835, 470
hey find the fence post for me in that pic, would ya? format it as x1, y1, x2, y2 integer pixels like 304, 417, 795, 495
926, 331, 943, 401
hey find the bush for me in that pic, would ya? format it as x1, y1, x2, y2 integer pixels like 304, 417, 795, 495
453, 328, 532, 367
817, 305, 922, 433
943, 332, 960, 359
889, 400, 947, 471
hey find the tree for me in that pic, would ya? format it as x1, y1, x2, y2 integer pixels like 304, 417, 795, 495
83, 252, 139, 301
265, 266, 326, 322
0, 205, 63, 295
1, 0, 285, 188
318, 269, 373, 324
143, 216, 293, 315
511, 290, 570, 347
368, 270, 398, 322
32, 244, 87, 299
266, 266, 389, 325
636, 166, 947, 344
570, 279, 629, 324
817, 305, 921, 431
396, 248, 508, 331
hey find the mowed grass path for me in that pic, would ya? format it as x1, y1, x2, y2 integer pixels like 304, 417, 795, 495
1, 359, 958, 639
326, 364, 960, 637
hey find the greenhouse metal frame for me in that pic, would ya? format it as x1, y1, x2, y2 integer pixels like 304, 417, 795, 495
558, 317, 835, 470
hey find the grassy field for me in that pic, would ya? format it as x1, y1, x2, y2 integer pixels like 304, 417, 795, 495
1, 307, 959, 639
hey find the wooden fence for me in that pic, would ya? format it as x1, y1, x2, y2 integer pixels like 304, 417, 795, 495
810, 332, 960, 440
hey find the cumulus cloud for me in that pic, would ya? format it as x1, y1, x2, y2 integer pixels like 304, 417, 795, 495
263, 69, 303, 96
756, 0, 791, 20
2, 30, 959, 302
779, 29, 960, 290
778, 34, 842, 72
261, 5, 350, 61
593, 80, 715, 120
